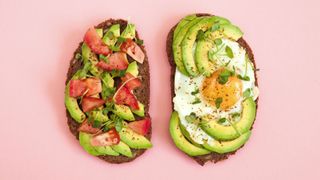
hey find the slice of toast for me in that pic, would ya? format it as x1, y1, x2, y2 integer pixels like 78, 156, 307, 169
66, 19, 151, 163
166, 13, 258, 165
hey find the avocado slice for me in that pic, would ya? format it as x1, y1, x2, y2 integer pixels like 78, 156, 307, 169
173, 14, 197, 40
111, 141, 133, 157
126, 61, 139, 77
88, 110, 109, 122
114, 104, 135, 121
121, 23, 135, 39
95, 28, 103, 38
181, 16, 229, 77
102, 24, 120, 46
119, 127, 152, 149
195, 23, 243, 76
100, 72, 114, 99
179, 121, 203, 148
202, 131, 251, 154
132, 101, 145, 117
201, 98, 256, 141
172, 17, 202, 76
82, 43, 102, 76
79, 132, 119, 156
169, 111, 210, 156
65, 73, 86, 123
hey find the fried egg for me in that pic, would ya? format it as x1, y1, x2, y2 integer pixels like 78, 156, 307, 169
173, 38, 259, 144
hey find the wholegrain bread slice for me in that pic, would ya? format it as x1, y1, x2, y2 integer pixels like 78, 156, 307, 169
166, 13, 258, 165
66, 19, 151, 163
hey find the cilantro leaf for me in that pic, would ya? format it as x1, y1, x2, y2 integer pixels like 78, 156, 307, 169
136, 39, 144, 45
218, 69, 233, 84
215, 97, 223, 109
92, 120, 102, 128
117, 36, 126, 43
185, 113, 196, 123
225, 46, 234, 58
99, 54, 109, 63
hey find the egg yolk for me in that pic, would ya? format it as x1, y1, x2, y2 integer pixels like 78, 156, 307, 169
201, 68, 242, 110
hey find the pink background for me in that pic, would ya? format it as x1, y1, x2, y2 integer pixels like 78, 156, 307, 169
1, 0, 320, 179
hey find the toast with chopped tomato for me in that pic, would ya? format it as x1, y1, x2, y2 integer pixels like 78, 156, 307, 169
65, 19, 152, 163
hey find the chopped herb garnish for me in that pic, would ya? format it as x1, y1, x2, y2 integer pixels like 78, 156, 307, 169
75, 53, 82, 60
215, 97, 223, 109
107, 31, 115, 39
217, 117, 227, 124
110, 69, 126, 78
111, 114, 123, 132
218, 69, 233, 84
214, 38, 222, 45
192, 97, 201, 104
211, 24, 220, 32
117, 36, 126, 43
225, 60, 231, 67
237, 74, 250, 81
102, 125, 110, 132
196, 30, 205, 41
185, 113, 197, 123
231, 113, 241, 118
92, 120, 102, 128
225, 45, 234, 58
191, 88, 199, 95
243, 88, 252, 98
99, 54, 109, 63
136, 39, 144, 45
110, 45, 120, 52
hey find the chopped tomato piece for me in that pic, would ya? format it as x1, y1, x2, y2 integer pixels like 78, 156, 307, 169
84, 28, 111, 56
128, 118, 151, 135
121, 39, 145, 63
121, 73, 141, 90
78, 119, 100, 134
69, 80, 87, 98
96, 52, 129, 71
114, 86, 139, 110
84, 78, 102, 96
90, 128, 120, 146
81, 97, 105, 112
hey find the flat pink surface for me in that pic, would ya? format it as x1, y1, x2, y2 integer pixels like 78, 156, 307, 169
1, 0, 320, 179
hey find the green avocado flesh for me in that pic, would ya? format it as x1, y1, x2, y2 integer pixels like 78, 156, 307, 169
202, 131, 251, 154
79, 132, 119, 156
65, 25, 151, 157
119, 127, 152, 149
201, 98, 256, 141
170, 111, 210, 156
65, 72, 86, 123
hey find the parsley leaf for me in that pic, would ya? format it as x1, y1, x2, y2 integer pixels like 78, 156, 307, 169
225, 46, 234, 58
231, 113, 241, 118
215, 97, 223, 109
110, 114, 123, 132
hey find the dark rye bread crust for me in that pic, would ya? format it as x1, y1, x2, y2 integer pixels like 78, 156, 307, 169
65, 19, 151, 163
166, 13, 258, 166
